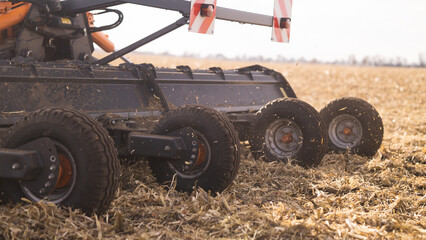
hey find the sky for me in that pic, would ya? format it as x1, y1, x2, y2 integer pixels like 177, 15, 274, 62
94, 0, 426, 64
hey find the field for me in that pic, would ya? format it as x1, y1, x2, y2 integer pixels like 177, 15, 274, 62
1, 54, 425, 239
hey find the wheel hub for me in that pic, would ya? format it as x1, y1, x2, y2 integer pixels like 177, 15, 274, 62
265, 118, 303, 159
281, 132, 294, 143
343, 127, 353, 136
167, 128, 211, 179
18, 138, 60, 199
19, 139, 76, 203
328, 114, 363, 149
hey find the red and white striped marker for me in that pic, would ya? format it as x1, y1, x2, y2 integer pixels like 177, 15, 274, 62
272, 0, 293, 43
189, 0, 217, 35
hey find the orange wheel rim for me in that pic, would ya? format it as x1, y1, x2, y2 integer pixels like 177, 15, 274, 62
194, 141, 207, 167
55, 154, 73, 189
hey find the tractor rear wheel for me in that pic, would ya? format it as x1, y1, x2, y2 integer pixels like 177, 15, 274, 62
0, 107, 120, 214
149, 105, 241, 193
319, 97, 383, 156
249, 98, 327, 167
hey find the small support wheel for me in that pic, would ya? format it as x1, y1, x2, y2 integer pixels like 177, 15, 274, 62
0, 107, 120, 214
149, 105, 241, 193
249, 98, 327, 167
319, 97, 383, 156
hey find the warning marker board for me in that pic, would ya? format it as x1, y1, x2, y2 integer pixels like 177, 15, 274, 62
272, 0, 293, 43
189, 0, 217, 35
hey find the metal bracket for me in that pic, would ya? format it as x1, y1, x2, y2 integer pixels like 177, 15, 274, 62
119, 63, 171, 112
127, 127, 198, 162
176, 65, 194, 79
0, 148, 42, 180
237, 65, 297, 98
209, 67, 225, 80
237, 67, 254, 81
238, 65, 275, 75
128, 132, 186, 159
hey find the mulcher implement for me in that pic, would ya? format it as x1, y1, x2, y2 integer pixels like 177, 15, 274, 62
0, 0, 383, 214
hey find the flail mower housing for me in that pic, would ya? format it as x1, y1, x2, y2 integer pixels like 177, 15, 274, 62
0, 0, 383, 214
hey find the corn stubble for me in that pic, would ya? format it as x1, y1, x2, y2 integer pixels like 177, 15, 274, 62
1, 54, 424, 239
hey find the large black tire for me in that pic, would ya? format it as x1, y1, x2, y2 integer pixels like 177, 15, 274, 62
319, 97, 383, 156
0, 107, 120, 214
148, 105, 241, 193
249, 98, 327, 167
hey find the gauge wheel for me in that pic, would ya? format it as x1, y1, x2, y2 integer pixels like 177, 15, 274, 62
319, 97, 383, 156
0, 107, 120, 214
249, 98, 327, 167
148, 105, 241, 193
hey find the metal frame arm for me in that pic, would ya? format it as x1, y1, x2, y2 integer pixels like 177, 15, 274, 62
60, 0, 190, 16
216, 7, 273, 27
59, 0, 273, 27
